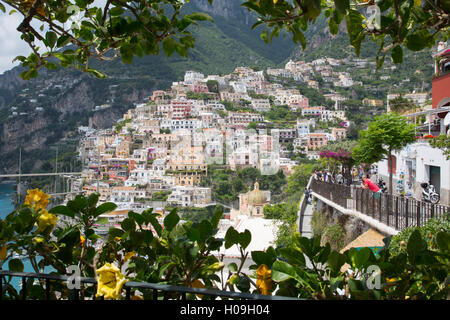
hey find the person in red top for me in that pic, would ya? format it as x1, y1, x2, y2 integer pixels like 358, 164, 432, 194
361, 175, 382, 199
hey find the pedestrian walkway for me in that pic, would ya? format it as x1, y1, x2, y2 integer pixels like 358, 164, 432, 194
299, 202, 313, 239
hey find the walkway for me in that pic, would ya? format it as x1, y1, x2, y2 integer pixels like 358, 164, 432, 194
299, 202, 313, 239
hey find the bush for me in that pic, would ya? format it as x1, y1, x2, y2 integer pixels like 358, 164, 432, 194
311, 210, 328, 239
389, 214, 450, 256
321, 223, 346, 251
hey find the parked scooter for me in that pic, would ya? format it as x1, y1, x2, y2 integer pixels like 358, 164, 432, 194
421, 182, 440, 204
377, 178, 387, 193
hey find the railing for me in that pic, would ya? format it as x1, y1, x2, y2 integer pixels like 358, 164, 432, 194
311, 179, 352, 209
0, 270, 300, 301
311, 180, 450, 231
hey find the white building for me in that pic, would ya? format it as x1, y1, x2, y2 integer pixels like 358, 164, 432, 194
377, 141, 450, 204
184, 71, 205, 84
166, 186, 212, 207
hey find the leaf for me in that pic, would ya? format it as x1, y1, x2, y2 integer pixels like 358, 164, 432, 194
197, 220, 212, 242
278, 247, 306, 266
148, 214, 162, 237
238, 229, 251, 250
128, 211, 144, 226
272, 260, 298, 282
45, 31, 58, 48
121, 217, 136, 232
94, 202, 117, 217
9, 259, 24, 272
407, 229, 423, 263
210, 209, 223, 229
251, 250, 277, 268
334, 0, 350, 14
186, 12, 213, 22
228, 262, 238, 273
49, 205, 75, 218
186, 227, 200, 242
162, 37, 178, 57
110, 6, 124, 16
236, 276, 250, 292
436, 232, 450, 252
95, 217, 109, 225
405, 30, 432, 51
391, 45, 403, 64
349, 247, 371, 268
163, 209, 180, 232
225, 227, 240, 249
44, 62, 58, 70
56, 35, 71, 48
327, 251, 346, 274
87, 68, 107, 79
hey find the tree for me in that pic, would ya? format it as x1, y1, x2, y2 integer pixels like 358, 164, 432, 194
1, 0, 214, 79
206, 80, 219, 93
353, 112, 416, 194
319, 140, 358, 185
388, 95, 417, 114
243, 0, 450, 68
2, 0, 449, 80
429, 134, 450, 160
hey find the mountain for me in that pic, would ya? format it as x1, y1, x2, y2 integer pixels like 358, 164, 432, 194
0, 0, 295, 175
0, 0, 434, 177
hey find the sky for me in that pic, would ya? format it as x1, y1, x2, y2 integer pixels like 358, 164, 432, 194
0, 12, 32, 74
0, 0, 106, 74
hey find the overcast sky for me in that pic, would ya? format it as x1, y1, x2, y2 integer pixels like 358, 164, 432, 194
0, 1, 106, 74
0, 12, 32, 74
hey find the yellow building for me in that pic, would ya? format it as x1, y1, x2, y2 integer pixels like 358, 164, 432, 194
230, 182, 270, 220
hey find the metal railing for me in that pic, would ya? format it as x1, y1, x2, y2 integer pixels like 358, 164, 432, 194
311, 180, 450, 231
311, 179, 352, 209
0, 270, 301, 301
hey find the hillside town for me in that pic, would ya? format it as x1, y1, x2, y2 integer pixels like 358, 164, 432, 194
75, 61, 354, 211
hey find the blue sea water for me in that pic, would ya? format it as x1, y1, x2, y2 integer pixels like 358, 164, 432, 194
0, 184, 54, 291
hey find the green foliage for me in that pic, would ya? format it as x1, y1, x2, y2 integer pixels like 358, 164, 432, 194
389, 95, 418, 114
429, 134, 450, 160
389, 214, 450, 257
1, 190, 450, 300
243, 0, 449, 68
311, 210, 329, 239
321, 223, 346, 251
354, 112, 416, 165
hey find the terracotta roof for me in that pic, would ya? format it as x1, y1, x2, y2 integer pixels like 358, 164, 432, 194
340, 228, 386, 253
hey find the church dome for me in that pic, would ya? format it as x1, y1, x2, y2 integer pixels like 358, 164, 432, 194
248, 182, 267, 205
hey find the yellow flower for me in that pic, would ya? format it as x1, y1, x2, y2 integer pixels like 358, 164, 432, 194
256, 264, 272, 295
273, 0, 278, 4
0, 245, 7, 261
96, 263, 128, 300
124, 251, 135, 262
36, 209, 58, 233
79, 235, 85, 246
25, 188, 50, 210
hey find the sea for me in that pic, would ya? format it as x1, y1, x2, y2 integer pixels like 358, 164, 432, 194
0, 183, 54, 291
